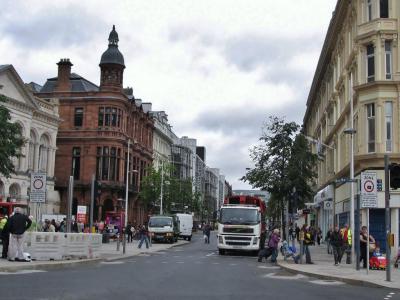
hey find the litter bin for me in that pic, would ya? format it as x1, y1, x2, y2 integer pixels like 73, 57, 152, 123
102, 233, 110, 243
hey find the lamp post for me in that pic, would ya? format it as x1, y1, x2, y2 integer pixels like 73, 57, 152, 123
160, 161, 164, 215
344, 127, 356, 267
122, 139, 130, 254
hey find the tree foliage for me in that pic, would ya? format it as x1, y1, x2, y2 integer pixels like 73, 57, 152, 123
242, 116, 317, 234
0, 95, 25, 177
139, 163, 202, 216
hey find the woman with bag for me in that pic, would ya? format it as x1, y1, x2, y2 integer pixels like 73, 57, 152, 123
360, 226, 376, 268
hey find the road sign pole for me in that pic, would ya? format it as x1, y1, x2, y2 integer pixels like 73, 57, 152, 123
355, 193, 360, 270
384, 155, 391, 282
67, 176, 74, 233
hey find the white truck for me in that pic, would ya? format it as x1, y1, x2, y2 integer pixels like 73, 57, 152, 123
175, 213, 193, 241
217, 195, 266, 255
148, 215, 179, 243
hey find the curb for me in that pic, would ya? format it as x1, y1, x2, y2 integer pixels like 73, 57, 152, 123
277, 261, 400, 290
0, 240, 190, 272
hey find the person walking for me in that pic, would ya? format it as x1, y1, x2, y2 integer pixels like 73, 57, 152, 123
295, 225, 300, 242
1, 217, 10, 259
138, 224, 149, 249
258, 228, 280, 263
7, 207, 32, 262
126, 222, 133, 243
330, 225, 343, 266
340, 224, 352, 264
325, 226, 333, 254
203, 223, 211, 244
296, 225, 313, 264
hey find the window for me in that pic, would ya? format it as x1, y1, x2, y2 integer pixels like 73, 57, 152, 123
380, 0, 389, 18
367, 0, 373, 21
105, 108, 111, 126
96, 146, 120, 181
98, 108, 104, 126
72, 147, 81, 180
111, 108, 117, 126
74, 107, 83, 127
385, 41, 392, 79
367, 103, 375, 153
366, 44, 375, 82
385, 102, 393, 152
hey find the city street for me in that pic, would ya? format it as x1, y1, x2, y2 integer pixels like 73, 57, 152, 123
0, 233, 397, 300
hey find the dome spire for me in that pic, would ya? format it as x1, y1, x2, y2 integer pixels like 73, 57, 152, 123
108, 25, 119, 46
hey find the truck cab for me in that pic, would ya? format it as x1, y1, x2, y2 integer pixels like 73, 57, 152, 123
148, 215, 179, 243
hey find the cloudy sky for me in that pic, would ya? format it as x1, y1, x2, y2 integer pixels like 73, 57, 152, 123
0, 0, 337, 189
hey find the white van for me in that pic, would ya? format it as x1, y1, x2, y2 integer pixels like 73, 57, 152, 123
175, 213, 193, 241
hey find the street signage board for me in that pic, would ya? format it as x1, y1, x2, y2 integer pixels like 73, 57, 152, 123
77, 205, 87, 224
361, 171, 378, 208
30, 172, 46, 203
323, 201, 333, 210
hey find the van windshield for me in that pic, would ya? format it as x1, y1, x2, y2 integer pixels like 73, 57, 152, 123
149, 217, 172, 227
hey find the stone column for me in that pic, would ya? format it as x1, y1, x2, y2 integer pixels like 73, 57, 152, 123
33, 143, 40, 171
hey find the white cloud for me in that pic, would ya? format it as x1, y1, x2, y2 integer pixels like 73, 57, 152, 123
0, 0, 337, 189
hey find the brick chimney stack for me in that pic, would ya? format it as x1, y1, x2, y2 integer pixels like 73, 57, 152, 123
56, 58, 73, 92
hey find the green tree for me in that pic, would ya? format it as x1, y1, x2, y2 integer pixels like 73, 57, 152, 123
287, 133, 318, 212
0, 95, 25, 177
242, 116, 300, 238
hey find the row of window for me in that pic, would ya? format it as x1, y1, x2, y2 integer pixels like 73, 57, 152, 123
71, 146, 147, 186
74, 107, 124, 128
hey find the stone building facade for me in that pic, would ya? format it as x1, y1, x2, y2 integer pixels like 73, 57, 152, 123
35, 26, 154, 225
303, 0, 399, 257
0, 65, 60, 216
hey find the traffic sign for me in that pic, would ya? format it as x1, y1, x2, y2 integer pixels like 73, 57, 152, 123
30, 172, 46, 203
361, 171, 377, 208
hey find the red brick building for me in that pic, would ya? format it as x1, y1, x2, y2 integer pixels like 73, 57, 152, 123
35, 26, 154, 225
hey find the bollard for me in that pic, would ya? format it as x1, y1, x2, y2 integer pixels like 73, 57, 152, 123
122, 233, 126, 254
116, 234, 120, 251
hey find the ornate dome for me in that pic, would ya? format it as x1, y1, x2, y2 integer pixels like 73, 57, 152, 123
99, 25, 125, 67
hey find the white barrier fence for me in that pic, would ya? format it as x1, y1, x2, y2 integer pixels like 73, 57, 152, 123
24, 232, 102, 261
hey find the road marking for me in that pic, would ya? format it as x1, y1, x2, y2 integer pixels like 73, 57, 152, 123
229, 263, 238, 266
257, 266, 280, 270
309, 280, 345, 286
0, 270, 47, 275
161, 261, 168, 264
212, 262, 220, 265
101, 261, 124, 265
206, 252, 215, 257
177, 262, 185, 264
194, 261, 203, 264
263, 273, 307, 280
173, 256, 180, 258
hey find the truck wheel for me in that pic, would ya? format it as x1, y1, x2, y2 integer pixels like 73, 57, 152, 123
188, 236, 192, 242
219, 249, 225, 255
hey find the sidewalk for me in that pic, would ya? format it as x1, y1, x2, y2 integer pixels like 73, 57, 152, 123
0, 238, 189, 272
277, 240, 400, 289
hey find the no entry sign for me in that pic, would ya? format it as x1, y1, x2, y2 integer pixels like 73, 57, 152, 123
361, 171, 377, 208
30, 172, 47, 203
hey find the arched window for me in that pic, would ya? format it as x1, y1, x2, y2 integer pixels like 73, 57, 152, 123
9, 183, 21, 201
28, 130, 37, 171
38, 134, 50, 173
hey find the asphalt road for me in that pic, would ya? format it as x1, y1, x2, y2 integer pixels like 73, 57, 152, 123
0, 232, 398, 300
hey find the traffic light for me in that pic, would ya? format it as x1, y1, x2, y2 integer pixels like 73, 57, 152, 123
94, 181, 102, 197
389, 164, 400, 189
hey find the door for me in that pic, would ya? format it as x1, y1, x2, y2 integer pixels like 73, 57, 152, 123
369, 209, 386, 252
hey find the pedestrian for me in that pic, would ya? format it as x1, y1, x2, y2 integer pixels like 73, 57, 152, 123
295, 225, 300, 242
330, 225, 343, 266
340, 224, 352, 264
360, 226, 375, 269
43, 219, 55, 232
258, 228, 280, 263
316, 227, 322, 245
138, 224, 149, 249
126, 222, 133, 243
1, 217, 10, 259
295, 225, 313, 264
325, 226, 333, 254
288, 226, 293, 241
59, 218, 66, 232
203, 223, 211, 244
7, 207, 32, 262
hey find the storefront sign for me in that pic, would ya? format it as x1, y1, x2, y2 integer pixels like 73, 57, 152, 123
361, 171, 378, 208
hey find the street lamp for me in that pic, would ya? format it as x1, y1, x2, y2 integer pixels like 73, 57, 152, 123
344, 126, 357, 267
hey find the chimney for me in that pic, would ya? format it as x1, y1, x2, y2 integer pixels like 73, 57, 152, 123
56, 58, 73, 92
